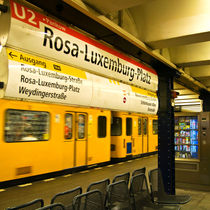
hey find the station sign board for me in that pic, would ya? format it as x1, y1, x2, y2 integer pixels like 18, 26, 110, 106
0, 0, 158, 92
3, 47, 158, 115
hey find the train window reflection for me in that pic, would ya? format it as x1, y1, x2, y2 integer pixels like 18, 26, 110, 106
138, 118, 142, 135
126, 118, 132, 136
153, 120, 158, 135
5, 109, 49, 142
65, 113, 73, 139
111, 117, 122, 136
78, 114, 85, 139
98, 116, 107, 138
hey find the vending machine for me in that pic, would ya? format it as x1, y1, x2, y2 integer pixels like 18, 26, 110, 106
174, 115, 199, 160
175, 112, 210, 185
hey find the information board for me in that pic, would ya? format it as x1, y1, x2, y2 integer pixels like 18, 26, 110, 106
4, 47, 158, 114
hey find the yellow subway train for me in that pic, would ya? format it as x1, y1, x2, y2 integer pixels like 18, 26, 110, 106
0, 0, 159, 184
0, 98, 157, 183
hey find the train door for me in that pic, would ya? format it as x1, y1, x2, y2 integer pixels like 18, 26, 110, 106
87, 111, 111, 165
148, 117, 158, 152
111, 113, 124, 158
63, 112, 75, 169
111, 112, 135, 158
132, 116, 143, 156
75, 113, 87, 166
142, 117, 148, 153
125, 116, 133, 156
63, 112, 87, 168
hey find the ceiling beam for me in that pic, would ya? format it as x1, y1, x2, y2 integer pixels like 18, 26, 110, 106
175, 89, 196, 95
187, 65, 210, 77
169, 41, 210, 67
129, 0, 210, 49
146, 32, 210, 49
197, 79, 210, 87
82, 0, 147, 14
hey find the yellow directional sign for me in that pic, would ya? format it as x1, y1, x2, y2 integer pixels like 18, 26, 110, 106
6, 48, 87, 79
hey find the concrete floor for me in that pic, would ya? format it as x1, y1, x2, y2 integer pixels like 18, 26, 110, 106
176, 183, 210, 210
0, 155, 210, 209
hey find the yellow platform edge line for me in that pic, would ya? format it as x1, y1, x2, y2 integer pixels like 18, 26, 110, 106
18, 183, 32, 187
43, 178, 55, 182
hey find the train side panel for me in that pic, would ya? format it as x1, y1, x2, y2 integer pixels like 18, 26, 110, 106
148, 116, 158, 152
62, 111, 75, 170
87, 110, 111, 165
0, 98, 156, 182
111, 112, 126, 158
132, 115, 143, 156
0, 99, 64, 182
111, 112, 158, 159
0, 99, 111, 182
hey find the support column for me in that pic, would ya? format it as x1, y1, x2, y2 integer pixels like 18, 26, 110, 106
200, 89, 210, 112
157, 73, 175, 195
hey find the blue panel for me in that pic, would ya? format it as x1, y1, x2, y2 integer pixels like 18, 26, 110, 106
191, 145, 198, 158
127, 142, 132, 154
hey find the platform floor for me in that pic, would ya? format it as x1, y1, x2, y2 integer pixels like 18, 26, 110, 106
0, 155, 210, 209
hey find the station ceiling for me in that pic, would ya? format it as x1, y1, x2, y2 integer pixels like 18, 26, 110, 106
81, 0, 210, 112
25, 0, 210, 112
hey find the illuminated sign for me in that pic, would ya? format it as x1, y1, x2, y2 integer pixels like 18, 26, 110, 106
3, 47, 158, 114
0, 0, 158, 92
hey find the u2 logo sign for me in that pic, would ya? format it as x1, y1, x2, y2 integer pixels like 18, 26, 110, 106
11, 1, 40, 28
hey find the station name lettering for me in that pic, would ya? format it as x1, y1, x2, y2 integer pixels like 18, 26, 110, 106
43, 26, 151, 85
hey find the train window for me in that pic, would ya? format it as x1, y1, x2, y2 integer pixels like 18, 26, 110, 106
143, 118, 147, 135
78, 114, 85, 139
153, 120, 158, 135
5, 109, 49, 142
98, 116, 107, 138
138, 118, 142, 135
65, 114, 73, 139
111, 117, 122, 136
126, 118, 132, 136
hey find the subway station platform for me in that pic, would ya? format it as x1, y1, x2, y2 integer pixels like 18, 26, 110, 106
0, 155, 210, 209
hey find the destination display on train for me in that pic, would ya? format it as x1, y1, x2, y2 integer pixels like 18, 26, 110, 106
1, 0, 158, 92
4, 48, 158, 114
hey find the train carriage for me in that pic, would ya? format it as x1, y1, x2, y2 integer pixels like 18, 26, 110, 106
111, 112, 158, 159
0, 98, 157, 183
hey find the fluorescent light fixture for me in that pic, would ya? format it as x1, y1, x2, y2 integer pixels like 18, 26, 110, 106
174, 99, 201, 103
